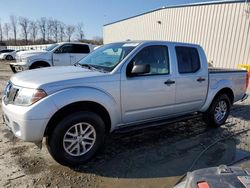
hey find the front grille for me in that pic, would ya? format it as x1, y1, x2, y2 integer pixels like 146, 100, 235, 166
15, 55, 21, 63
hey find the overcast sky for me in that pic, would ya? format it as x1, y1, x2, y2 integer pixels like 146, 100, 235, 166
0, 0, 227, 39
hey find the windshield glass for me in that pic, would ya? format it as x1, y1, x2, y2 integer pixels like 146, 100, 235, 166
78, 42, 138, 72
45, 44, 59, 51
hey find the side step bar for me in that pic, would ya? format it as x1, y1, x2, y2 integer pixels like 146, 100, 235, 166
114, 113, 202, 134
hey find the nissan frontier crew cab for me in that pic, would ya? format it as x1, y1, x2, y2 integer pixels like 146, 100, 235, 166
2, 41, 249, 166
9, 42, 95, 73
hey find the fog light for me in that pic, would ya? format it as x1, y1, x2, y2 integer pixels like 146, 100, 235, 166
13, 121, 20, 135
15, 66, 23, 72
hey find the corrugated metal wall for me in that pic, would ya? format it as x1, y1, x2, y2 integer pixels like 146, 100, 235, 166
103, 1, 250, 68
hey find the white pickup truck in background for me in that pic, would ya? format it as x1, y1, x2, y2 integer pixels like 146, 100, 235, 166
9, 42, 95, 72
2, 41, 249, 166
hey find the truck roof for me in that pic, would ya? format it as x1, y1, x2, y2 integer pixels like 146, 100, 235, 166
111, 40, 202, 48
57, 42, 92, 46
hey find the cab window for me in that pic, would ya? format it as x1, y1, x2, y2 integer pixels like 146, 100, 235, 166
72, 44, 90, 53
129, 45, 169, 75
55, 44, 73, 53
175, 46, 201, 73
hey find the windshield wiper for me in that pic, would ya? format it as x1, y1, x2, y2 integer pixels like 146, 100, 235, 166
74, 63, 92, 69
74, 63, 108, 73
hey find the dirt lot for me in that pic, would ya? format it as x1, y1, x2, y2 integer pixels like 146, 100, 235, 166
0, 61, 250, 188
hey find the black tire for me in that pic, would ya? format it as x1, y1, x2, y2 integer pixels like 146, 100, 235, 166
203, 94, 231, 127
6, 55, 13, 61
46, 111, 106, 167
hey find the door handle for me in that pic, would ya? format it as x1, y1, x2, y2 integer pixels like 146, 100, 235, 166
197, 77, 206, 82
164, 79, 175, 85
70, 55, 74, 58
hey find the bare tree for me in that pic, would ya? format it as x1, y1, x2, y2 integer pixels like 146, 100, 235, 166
4, 23, 10, 41
38, 17, 47, 44
66, 25, 75, 42
58, 22, 65, 42
10, 15, 18, 45
51, 19, 59, 42
46, 18, 53, 41
29, 21, 38, 43
93, 36, 103, 45
0, 20, 3, 42
19, 17, 30, 44
77, 22, 84, 41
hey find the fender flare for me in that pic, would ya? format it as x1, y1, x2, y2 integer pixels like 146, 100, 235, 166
200, 79, 234, 112
47, 87, 121, 131
29, 60, 51, 68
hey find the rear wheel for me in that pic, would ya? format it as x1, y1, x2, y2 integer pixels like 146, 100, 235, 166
6, 55, 13, 60
46, 111, 106, 167
203, 94, 231, 127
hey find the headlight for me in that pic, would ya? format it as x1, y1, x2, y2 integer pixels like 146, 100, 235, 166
14, 88, 47, 106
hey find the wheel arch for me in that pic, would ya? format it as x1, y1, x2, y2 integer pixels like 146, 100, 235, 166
30, 61, 50, 69
200, 87, 234, 112
213, 88, 234, 105
44, 101, 111, 137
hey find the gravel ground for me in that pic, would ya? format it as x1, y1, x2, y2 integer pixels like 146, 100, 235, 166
0, 61, 250, 188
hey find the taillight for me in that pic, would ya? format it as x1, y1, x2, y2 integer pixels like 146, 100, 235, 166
246, 73, 249, 92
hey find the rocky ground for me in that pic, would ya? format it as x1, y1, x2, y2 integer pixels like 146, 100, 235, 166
0, 61, 250, 188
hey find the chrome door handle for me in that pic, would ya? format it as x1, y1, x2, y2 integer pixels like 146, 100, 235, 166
197, 77, 206, 82
164, 79, 175, 85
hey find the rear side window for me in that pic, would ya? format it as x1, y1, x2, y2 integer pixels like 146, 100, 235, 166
72, 44, 90, 53
175, 46, 201, 73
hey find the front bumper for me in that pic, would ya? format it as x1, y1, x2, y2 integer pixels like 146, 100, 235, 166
1, 97, 56, 142
10, 63, 29, 73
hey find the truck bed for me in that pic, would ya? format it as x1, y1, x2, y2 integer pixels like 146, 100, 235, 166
209, 67, 247, 73
208, 67, 248, 103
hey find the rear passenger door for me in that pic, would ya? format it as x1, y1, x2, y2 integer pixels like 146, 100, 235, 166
175, 46, 208, 114
70, 44, 90, 65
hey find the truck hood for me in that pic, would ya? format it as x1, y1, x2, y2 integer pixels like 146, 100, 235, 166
17, 50, 49, 58
11, 66, 107, 90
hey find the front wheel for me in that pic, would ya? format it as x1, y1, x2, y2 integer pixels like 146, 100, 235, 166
46, 111, 106, 167
203, 94, 231, 127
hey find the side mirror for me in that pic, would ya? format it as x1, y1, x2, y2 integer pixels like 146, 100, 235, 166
54, 49, 61, 54
131, 64, 150, 75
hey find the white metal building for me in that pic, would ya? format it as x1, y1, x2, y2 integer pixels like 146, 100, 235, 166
103, 0, 250, 68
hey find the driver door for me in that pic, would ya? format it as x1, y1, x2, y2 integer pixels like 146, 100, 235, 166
121, 45, 176, 123
53, 44, 72, 66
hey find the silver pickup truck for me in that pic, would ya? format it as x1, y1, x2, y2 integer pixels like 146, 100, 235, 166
2, 41, 249, 166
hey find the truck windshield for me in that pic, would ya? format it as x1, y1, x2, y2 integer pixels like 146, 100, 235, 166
78, 42, 138, 72
45, 44, 59, 51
